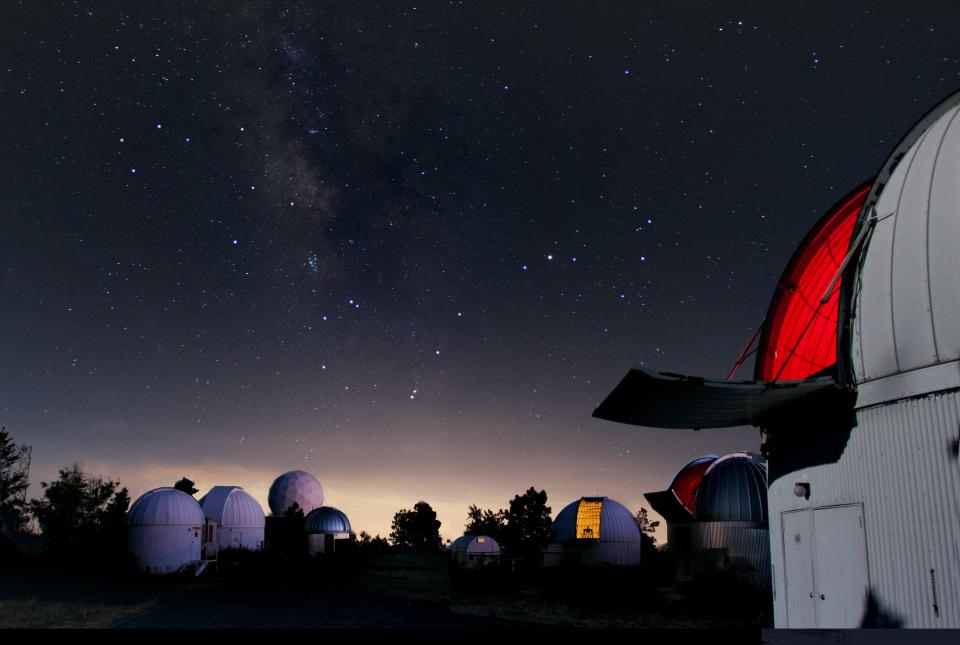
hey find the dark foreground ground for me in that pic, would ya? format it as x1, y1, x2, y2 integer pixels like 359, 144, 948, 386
0, 551, 771, 631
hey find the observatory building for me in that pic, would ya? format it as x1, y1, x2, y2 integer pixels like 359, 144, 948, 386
594, 89, 960, 628
646, 452, 770, 587
543, 496, 641, 567
450, 534, 501, 568
198, 486, 265, 553
267, 470, 324, 516
304, 506, 355, 555
128, 487, 205, 575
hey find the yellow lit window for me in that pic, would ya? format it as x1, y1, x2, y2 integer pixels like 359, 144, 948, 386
575, 498, 603, 540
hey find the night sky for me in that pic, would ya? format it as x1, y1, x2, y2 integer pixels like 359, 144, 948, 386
3, 2, 959, 542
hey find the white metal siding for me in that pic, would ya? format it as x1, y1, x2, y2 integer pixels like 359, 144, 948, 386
890, 124, 940, 371
689, 522, 770, 588
128, 488, 205, 526
853, 104, 960, 383
599, 498, 641, 542
769, 391, 960, 627
217, 526, 264, 551
128, 524, 201, 574
854, 135, 918, 380
928, 109, 960, 361
200, 486, 265, 530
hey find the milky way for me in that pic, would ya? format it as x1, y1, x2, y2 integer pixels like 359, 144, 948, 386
2, 3, 959, 540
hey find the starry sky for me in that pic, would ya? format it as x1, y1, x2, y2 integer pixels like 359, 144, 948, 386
2, 2, 959, 542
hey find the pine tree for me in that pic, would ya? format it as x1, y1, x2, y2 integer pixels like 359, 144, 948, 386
0, 426, 31, 534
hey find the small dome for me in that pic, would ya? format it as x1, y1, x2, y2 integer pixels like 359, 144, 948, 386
198, 486, 265, 529
694, 453, 768, 524
128, 488, 204, 526
451, 534, 500, 559
553, 497, 640, 543
304, 506, 352, 534
268, 470, 324, 516
851, 90, 960, 385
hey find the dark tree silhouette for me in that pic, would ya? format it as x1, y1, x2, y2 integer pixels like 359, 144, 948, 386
174, 477, 199, 496
635, 507, 661, 559
464, 504, 505, 540
0, 427, 31, 535
357, 530, 390, 552
265, 502, 307, 559
390, 501, 442, 551
29, 463, 129, 557
500, 487, 552, 560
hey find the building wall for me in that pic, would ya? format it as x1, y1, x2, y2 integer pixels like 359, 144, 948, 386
769, 389, 960, 628
690, 522, 770, 588
216, 526, 264, 551
668, 522, 769, 587
306, 532, 352, 555
128, 524, 202, 574
583, 541, 640, 567
543, 541, 640, 567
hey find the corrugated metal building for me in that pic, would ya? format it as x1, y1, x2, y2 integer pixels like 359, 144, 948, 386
593, 89, 960, 628
648, 453, 770, 588
543, 497, 641, 567
128, 487, 205, 575
198, 485, 265, 553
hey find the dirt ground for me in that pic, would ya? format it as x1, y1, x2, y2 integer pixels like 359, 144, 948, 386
0, 554, 535, 629
0, 552, 769, 631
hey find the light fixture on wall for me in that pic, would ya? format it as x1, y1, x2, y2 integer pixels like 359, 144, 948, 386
793, 482, 811, 500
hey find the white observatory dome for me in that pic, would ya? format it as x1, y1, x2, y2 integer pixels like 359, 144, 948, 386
267, 470, 324, 516
127, 487, 205, 574
198, 486, 265, 551
851, 94, 960, 397
128, 487, 205, 527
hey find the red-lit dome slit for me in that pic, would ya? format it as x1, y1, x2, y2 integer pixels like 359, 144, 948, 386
754, 182, 871, 382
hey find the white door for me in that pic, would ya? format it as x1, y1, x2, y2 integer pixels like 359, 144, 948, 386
812, 504, 870, 627
782, 509, 816, 626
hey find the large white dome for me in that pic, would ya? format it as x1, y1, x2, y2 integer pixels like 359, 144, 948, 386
199, 486, 265, 529
267, 470, 324, 516
851, 92, 960, 399
127, 488, 205, 574
128, 487, 204, 526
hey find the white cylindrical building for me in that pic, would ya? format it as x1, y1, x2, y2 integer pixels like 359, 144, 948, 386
450, 534, 501, 568
543, 497, 641, 567
198, 486, 265, 553
768, 90, 960, 629
267, 470, 324, 516
128, 487, 205, 575
304, 506, 354, 555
